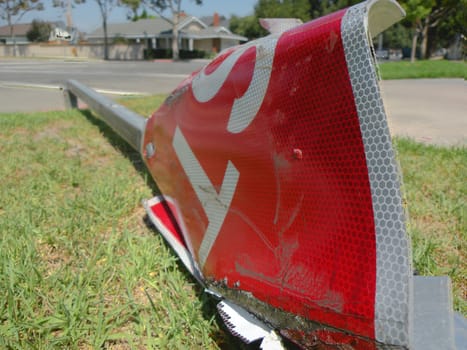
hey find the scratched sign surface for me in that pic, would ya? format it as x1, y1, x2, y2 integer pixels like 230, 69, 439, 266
143, 0, 411, 347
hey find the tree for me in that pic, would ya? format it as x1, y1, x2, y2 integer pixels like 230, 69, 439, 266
308, 0, 324, 18
129, 8, 155, 21
26, 19, 52, 42
52, 0, 77, 30
136, 0, 203, 60
400, 0, 459, 61
420, 0, 460, 58
229, 15, 262, 40
255, 0, 310, 22
55, 0, 117, 59
382, 22, 412, 51
428, 0, 466, 58
94, 0, 118, 60
122, 0, 141, 21
230, 0, 311, 40
0, 0, 44, 55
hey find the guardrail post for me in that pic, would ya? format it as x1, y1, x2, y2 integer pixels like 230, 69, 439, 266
63, 87, 78, 109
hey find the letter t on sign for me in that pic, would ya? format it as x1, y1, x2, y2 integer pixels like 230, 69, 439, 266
172, 127, 240, 268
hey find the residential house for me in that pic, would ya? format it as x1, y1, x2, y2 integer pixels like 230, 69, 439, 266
0, 21, 66, 44
86, 15, 247, 55
0, 23, 33, 44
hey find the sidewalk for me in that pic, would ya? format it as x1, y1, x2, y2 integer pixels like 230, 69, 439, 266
1, 79, 465, 146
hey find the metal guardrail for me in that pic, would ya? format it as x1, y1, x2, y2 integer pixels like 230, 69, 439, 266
63, 79, 146, 152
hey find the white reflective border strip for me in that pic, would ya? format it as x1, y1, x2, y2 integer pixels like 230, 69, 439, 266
341, 1, 412, 346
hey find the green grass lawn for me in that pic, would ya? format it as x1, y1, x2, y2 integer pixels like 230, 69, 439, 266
0, 96, 465, 348
394, 138, 466, 314
0, 109, 226, 349
378, 59, 466, 79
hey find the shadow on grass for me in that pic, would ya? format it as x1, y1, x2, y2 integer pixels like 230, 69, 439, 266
79, 109, 257, 349
80, 109, 160, 196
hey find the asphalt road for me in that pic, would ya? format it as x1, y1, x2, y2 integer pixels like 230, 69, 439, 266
0, 58, 465, 146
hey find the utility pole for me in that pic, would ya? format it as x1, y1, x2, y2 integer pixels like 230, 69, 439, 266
66, 0, 73, 31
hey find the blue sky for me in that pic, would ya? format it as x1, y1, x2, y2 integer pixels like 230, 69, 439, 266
1, 0, 257, 33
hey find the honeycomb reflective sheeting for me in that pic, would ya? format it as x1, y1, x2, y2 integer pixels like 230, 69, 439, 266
342, 2, 412, 346
257, 8, 379, 339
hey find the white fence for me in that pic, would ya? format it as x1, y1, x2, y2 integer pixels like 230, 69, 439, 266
0, 43, 146, 60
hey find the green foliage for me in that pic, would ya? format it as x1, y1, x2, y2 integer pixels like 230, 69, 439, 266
381, 23, 412, 50
255, 0, 310, 21
428, 0, 466, 53
398, 0, 461, 59
319, 0, 362, 14
400, 0, 434, 25
229, 15, 262, 40
26, 19, 52, 42
379, 60, 466, 79
112, 35, 129, 44
129, 8, 156, 21
230, 0, 311, 39
121, 0, 142, 20
231, 0, 463, 56
118, 94, 167, 117
143, 48, 206, 59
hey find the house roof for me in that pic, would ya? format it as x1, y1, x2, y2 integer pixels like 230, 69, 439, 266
0, 23, 32, 37
87, 18, 171, 39
187, 27, 246, 41
200, 15, 230, 29
0, 21, 65, 37
87, 16, 247, 42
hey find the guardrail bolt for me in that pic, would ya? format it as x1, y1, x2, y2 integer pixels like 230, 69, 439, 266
145, 142, 156, 159
293, 148, 303, 160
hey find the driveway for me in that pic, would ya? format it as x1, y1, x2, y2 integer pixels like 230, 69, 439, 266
0, 59, 465, 146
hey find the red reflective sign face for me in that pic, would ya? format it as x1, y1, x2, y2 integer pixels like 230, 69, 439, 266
143, 5, 410, 347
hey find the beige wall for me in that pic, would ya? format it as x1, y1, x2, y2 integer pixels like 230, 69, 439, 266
194, 39, 241, 54
194, 39, 215, 53
185, 23, 203, 32
221, 39, 240, 51
0, 43, 146, 60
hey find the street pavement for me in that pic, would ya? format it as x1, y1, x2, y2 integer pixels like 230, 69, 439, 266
380, 79, 466, 146
0, 58, 465, 146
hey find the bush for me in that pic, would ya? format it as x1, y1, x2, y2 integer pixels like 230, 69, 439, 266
26, 20, 53, 42
144, 48, 206, 59
112, 36, 129, 44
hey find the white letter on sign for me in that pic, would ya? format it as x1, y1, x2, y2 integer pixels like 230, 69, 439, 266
191, 36, 280, 133
172, 127, 240, 268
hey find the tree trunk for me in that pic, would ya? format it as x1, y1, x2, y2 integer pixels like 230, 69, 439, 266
410, 31, 418, 63
7, 14, 17, 57
426, 25, 437, 59
172, 21, 179, 60
103, 18, 109, 60
420, 17, 429, 59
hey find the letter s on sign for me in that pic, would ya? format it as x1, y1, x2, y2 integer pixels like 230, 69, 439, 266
191, 35, 280, 133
